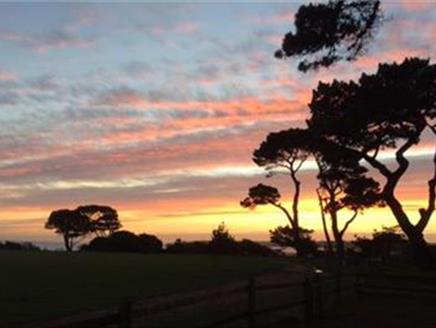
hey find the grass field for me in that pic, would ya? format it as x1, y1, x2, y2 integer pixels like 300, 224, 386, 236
0, 250, 286, 326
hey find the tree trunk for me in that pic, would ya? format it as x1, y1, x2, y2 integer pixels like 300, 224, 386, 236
385, 194, 434, 269
63, 234, 72, 252
317, 190, 333, 256
408, 231, 434, 270
330, 210, 345, 260
290, 172, 303, 257
321, 213, 334, 256
291, 221, 303, 258
335, 237, 345, 260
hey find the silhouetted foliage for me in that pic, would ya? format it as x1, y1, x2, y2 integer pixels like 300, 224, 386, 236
166, 224, 277, 256
237, 239, 278, 257
269, 225, 318, 256
138, 233, 164, 253
275, 0, 382, 71
313, 143, 383, 259
45, 209, 93, 252
77, 205, 121, 237
308, 57, 436, 269
241, 184, 281, 209
166, 239, 210, 254
0, 241, 40, 251
209, 222, 238, 254
353, 225, 407, 260
211, 222, 235, 243
82, 230, 163, 253
253, 128, 311, 173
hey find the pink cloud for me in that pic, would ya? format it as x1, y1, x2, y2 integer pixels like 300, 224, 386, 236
0, 29, 96, 53
148, 22, 199, 36
0, 69, 16, 81
399, 0, 434, 12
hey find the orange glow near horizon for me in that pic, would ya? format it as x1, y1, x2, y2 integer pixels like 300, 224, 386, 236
2, 192, 435, 244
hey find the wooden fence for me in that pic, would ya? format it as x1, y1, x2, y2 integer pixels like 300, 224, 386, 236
25, 271, 436, 328
24, 272, 354, 328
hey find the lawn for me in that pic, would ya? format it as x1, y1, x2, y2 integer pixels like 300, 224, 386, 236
0, 250, 286, 326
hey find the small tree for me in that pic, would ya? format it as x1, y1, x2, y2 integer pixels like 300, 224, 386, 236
241, 184, 307, 256
270, 225, 317, 256
77, 205, 121, 237
275, 0, 382, 71
314, 146, 383, 259
45, 209, 93, 252
244, 128, 312, 256
211, 222, 234, 243
209, 222, 237, 254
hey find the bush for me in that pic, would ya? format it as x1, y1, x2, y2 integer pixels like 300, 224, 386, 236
270, 225, 318, 257
166, 238, 277, 257
352, 226, 408, 260
166, 239, 209, 254
238, 239, 278, 257
0, 241, 40, 251
82, 231, 163, 253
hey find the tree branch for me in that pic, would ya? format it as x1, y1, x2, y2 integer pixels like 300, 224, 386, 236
293, 158, 306, 173
272, 202, 295, 228
340, 210, 358, 237
361, 153, 392, 177
290, 169, 301, 228
394, 137, 416, 176
317, 188, 333, 252
416, 147, 436, 233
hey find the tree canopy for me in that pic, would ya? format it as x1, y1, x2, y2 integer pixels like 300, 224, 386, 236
309, 58, 435, 152
45, 209, 93, 252
77, 205, 121, 237
241, 184, 282, 209
275, 0, 382, 71
253, 128, 311, 175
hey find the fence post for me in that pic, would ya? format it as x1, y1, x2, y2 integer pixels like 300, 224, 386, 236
336, 271, 342, 305
248, 277, 256, 328
304, 278, 313, 323
118, 300, 132, 328
314, 273, 323, 319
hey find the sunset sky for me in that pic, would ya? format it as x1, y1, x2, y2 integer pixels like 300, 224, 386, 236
0, 1, 435, 246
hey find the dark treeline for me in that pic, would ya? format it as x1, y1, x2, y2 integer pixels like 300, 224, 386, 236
166, 223, 277, 257
81, 222, 277, 257
3, 219, 428, 265
0, 241, 40, 251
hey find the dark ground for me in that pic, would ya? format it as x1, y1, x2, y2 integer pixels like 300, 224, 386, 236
0, 250, 286, 327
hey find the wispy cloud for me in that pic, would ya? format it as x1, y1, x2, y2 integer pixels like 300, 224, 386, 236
0, 29, 96, 53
